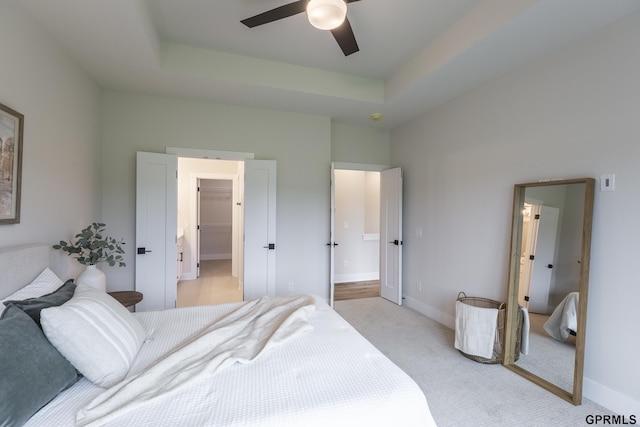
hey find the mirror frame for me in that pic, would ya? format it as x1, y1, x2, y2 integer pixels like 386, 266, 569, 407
503, 178, 595, 405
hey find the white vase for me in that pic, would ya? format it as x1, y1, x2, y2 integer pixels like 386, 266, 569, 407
77, 264, 106, 291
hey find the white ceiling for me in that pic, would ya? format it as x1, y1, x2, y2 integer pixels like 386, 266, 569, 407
18, 0, 640, 129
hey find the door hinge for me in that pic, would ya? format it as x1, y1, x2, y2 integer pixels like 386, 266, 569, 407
524, 296, 530, 301
529, 255, 535, 260
534, 214, 540, 220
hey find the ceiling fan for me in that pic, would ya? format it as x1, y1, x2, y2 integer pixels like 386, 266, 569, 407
241, 0, 363, 56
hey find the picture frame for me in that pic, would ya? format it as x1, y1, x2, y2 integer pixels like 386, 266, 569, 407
0, 102, 24, 224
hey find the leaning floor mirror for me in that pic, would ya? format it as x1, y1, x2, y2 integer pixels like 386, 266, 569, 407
503, 178, 595, 405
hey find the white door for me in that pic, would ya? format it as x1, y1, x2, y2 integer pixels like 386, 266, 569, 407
135, 152, 177, 311
243, 160, 276, 300
329, 165, 336, 307
528, 205, 560, 314
380, 167, 403, 305
196, 180, 201, 278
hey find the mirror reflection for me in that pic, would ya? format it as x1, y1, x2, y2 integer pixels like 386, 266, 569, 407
504, 178, 594, 405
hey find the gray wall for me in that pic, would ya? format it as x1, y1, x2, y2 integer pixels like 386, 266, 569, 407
0, 1, 101, 257
391, 12, 640, 414
101, 91, 333, 299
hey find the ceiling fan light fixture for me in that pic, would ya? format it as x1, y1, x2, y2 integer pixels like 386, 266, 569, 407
306, 0, 347, 31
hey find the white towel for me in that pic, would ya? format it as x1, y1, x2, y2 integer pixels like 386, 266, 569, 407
454, 301, 498, 359
520, 306, 530, 355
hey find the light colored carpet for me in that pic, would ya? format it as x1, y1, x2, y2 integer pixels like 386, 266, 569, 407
515, 312, 575, 393
334, 297, 613, 427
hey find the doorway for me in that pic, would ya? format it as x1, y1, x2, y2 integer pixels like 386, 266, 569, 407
176, 158, 243, 306
136, 150, 276, 312
330, 164, 403, 306
333, 169, 381, 301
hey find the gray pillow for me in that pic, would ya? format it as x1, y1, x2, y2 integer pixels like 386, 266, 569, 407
0, 306, 79, 427
3, 279, 75, 327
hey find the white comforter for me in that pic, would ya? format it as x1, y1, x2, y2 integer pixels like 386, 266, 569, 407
78, 295, 316, 427
543, 292, 579, 341
27, 296, 437, 427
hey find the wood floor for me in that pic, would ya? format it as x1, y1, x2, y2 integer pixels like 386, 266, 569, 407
334, 280, 380, 301
178, 266, 379, 305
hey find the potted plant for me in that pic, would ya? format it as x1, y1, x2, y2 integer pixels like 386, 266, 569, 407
53, 222, 126, 291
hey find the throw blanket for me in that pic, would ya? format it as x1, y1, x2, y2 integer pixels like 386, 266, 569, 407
77, 295, 316, 427
543, 292, 578, 341
454, 301, 498, 359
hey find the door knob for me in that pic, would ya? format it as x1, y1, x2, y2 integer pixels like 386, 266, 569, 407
137, 247, 152, 254
263, 243, 276, 250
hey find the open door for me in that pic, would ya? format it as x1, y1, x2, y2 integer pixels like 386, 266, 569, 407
329, 164, 336, 307
243, 160, 276, 300
380, 167, 403, 305
528, 205, 560, 314
135, 152, 177, 311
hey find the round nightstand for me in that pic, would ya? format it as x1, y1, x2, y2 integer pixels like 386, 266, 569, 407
108, 291, 143, 308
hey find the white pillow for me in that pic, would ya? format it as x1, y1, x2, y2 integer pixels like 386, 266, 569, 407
41, 284, 146, 388
1, 268, 63, 303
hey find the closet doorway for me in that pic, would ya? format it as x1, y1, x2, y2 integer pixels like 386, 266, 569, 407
176, 158, 243, 307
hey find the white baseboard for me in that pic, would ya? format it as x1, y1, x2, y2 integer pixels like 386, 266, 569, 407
403, 295, 455, 330
335, 272, 379, 283
583, 377, 640, 415
179, 272, 196, 281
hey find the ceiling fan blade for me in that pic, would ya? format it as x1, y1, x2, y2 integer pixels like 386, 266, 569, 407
241, 1, 308, 28
330, 17, 359, 56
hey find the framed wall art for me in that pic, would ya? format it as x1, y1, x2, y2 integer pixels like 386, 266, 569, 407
0, 102, 24, 224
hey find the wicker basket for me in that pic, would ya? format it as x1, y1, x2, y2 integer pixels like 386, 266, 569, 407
455, 292, 522, 364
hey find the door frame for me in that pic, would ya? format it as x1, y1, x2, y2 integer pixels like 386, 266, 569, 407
330, 162, 390, 307
167, 147, 254, 301
189, 173, 240, 281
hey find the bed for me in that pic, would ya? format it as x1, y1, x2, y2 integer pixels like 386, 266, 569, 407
0, 244, 437, 427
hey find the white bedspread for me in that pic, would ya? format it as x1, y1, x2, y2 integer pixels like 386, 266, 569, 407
543, 292, 579, 341
26, 297, 436, 427
77, 295, 316, 427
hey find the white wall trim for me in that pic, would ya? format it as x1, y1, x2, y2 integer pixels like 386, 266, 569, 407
583, 377, 640, 415
334, 272, 379, 284
167, 147, 254, 160
332, 162, 389, 171
179, 272, 196, 281
403, 295, 455, 330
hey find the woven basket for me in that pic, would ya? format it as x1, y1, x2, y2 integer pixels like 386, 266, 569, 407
455, 292, 522, 364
